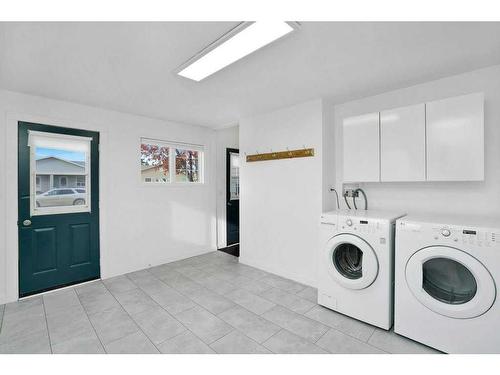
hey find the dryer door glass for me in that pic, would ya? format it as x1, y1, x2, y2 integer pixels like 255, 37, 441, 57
333, 243, 363, 280
422, 258, 477, 305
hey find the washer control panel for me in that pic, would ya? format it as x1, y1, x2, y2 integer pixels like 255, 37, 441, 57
339, 217, 384, 234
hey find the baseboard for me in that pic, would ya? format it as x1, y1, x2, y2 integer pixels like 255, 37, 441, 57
239, 256, 316, 288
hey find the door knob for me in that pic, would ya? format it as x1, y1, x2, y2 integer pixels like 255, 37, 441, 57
23, 219, 32, 226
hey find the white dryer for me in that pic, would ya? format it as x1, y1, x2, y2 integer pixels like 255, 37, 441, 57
395, 214, 500, 353
319, 209, 405, 329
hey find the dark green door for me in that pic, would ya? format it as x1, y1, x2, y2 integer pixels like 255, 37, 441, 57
18, 121, 100, 297
226, 148, 239, 247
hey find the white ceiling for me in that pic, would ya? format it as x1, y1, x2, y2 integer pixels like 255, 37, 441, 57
1, 22, 500, 128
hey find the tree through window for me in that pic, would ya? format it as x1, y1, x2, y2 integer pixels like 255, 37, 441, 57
140, 139, 203, 184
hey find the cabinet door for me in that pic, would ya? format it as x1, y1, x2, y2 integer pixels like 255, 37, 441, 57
343, 113, 380, 182
426, 93, 484, 181
380, 104, 426, 181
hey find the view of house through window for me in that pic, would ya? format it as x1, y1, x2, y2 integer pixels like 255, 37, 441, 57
141, 139, 204, 184
32, 144, 90, 214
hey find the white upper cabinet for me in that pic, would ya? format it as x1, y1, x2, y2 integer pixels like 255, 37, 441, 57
380, 104, 426, 181
343, 112, 380, 182
426, 93, 484, 181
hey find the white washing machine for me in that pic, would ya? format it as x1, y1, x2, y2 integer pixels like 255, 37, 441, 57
318, 209, 405, 329
395, 214, 500, 353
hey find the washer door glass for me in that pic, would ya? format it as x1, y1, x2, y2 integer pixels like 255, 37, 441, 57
325, 234, 378, 290
405, 246, 496, 319
422, 258, 477, 305
333, 243, 363, 280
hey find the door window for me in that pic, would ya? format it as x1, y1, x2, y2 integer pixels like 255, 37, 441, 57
29, 131, 91, 215
422, 257, 477, 305
229, 152, 240, 200
333, 243, 363, 279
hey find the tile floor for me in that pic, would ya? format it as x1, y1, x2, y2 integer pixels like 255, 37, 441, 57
0, 251, 439, 354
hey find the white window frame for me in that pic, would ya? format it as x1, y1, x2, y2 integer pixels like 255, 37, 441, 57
140, 137, 205, 185
29, 130, 92, 216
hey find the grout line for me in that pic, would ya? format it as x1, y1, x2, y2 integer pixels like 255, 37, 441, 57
124, 271, 220, 352
127, 264, 270, 350
122, 255, 355, 353
208, 326, 270, 353
40, 296, 53, 354
101, 281, 163, 353
74, 288, 108, 354
312, 327, 330, 344
260, 328, 285, 354
366, 327, 377, 343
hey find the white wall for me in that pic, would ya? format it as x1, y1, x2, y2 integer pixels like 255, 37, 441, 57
215, 126, 239, 248
333, 65, 500, 217
0, 89, 217, 304
239, 99, 333, 287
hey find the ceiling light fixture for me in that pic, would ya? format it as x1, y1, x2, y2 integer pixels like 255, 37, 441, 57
176, 21, 298, 82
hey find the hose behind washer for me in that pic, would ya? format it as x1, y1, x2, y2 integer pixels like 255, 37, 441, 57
353, 188, 368, 210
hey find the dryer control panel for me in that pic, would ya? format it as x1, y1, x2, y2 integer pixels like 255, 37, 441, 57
400, 220, 499, 248
431, 225, 498, 248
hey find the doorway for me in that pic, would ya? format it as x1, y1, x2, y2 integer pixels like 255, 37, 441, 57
223, 148, 240, 257
18, 121, 100, 297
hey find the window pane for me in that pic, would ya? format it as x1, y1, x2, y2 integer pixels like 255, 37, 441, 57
34, 146, 89, 212
230, 152, 239, 200
175, 148, 201, 183
141, 143, 170, 183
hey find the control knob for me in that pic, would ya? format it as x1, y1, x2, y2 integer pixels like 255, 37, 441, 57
441, 228, 451, 237
346, 219, 353, 227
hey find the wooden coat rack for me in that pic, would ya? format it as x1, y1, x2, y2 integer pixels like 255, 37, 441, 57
246, 148, 314, 162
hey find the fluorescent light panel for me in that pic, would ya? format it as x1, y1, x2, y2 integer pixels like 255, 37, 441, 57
178, 22, 295, 81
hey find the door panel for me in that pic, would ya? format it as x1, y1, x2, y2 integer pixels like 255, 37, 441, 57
69, 223, 91, 266
226, 148, 240, 246
18, 122, 100, 297
33, 227, 58, 273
